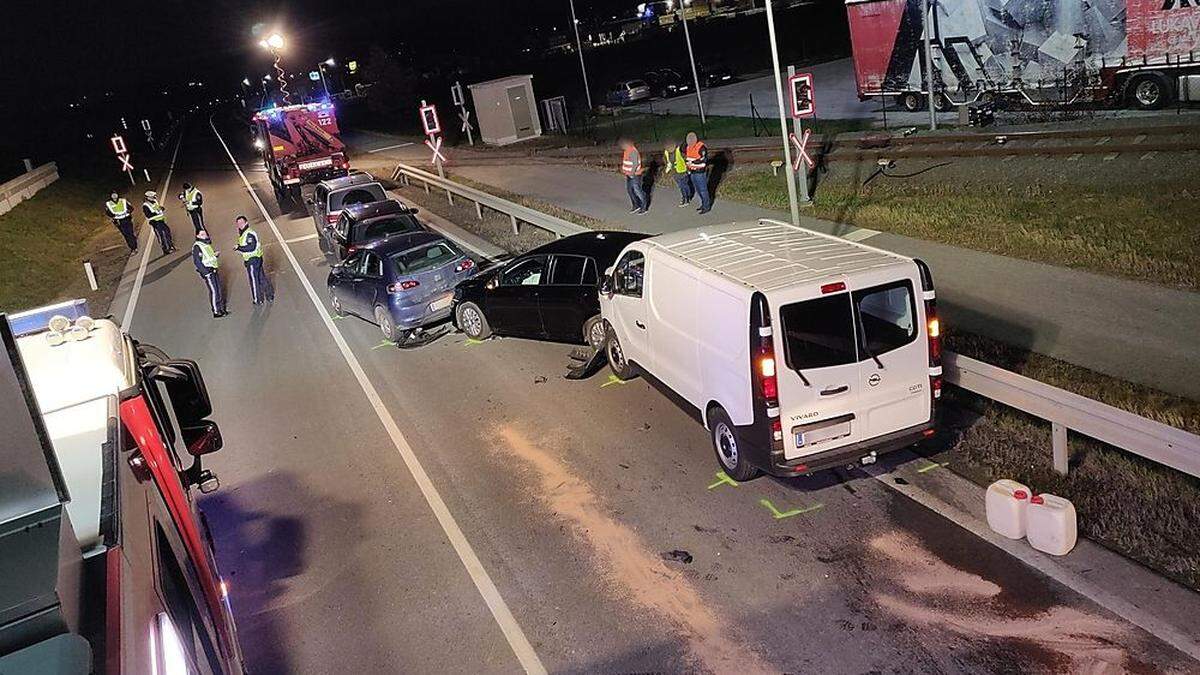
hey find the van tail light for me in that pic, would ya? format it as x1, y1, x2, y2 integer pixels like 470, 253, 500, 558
455, 258, 475, 273
916, 257, 942, 408
754, 295, 783, 451
388, 280, 420, 293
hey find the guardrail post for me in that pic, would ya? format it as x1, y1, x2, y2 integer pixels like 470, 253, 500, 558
510, 214, 520, 235
446, 188, 454, 207
1051, 422, 1069, 475
474, 201, 483, 220
423, 180, 430, 195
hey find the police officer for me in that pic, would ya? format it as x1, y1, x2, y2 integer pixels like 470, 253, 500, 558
233, 216, 272, 305
104, 191, 138, 251
619, 138, 648, 215
663, 140, 692, 207
685, 131, 712, 214
179, 182, 205, 233
142, 191, 176, 254
192, 230, 227, 318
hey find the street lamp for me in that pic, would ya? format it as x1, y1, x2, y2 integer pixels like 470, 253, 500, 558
318, 58, 336, 98
567, 0, 593, 111
765, 0, 801, 225
673, 0, 706, 125
258, 32, 290, 105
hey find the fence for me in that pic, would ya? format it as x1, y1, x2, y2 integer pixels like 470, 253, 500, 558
391, 163, 1200, 480
0, 163, 59, 217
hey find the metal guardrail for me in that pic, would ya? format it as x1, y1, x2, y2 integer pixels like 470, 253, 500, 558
0, 162, 59, 216
392, 161, 1200, 480
391, 163, 589, 239
945, 352, 1200, 478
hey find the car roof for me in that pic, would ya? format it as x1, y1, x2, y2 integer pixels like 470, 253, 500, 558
361, 230, 446, 254
525, 230, 648, 259
646, 220, 912, 293
343, 198, 411, 221
318, 172, 378, 192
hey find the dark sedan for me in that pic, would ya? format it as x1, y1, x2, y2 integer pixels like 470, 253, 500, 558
320, 198, 426, 261
452, 231, 648, 347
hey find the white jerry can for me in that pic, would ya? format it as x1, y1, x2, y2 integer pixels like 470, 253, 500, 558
1026, 493, 1078, 556
985, 479, 1031, 539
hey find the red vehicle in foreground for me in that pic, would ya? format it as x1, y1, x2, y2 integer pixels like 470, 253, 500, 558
845, 0, 1200, 110
252, 101, 350, 210
0, 300, 243, 674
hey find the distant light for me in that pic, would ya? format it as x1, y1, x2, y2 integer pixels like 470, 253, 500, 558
253, 138, 264, 150
242, 77, 251, 86
347, 60, 358, 73
323, 58, 336, 66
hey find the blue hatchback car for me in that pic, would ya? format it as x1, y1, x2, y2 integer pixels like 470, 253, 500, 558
327, 231, 477, 342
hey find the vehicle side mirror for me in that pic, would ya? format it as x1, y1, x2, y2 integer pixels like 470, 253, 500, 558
182, 420, 223, 457
148, 359, 212, 423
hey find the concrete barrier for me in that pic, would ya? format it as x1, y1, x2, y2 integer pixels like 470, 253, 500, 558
0, 162, 59, 216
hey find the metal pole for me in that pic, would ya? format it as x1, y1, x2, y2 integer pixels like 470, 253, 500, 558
318, 65, 330, 98
679, 4, 706, 125
568, 0, 593, 111
765, 0, 800, 226
922, 0, 937, 130
787, 65, 810, 204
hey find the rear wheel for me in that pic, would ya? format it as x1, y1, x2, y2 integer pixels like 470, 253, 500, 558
1128, 73, 1171, 110
708, 405, 759, 482
583, 315, 606, 350
456, 302, 491, 340
375, 305, 398, 341
934, 94, 953, 112
605, 326, 637, 381
899, 92, 922, 112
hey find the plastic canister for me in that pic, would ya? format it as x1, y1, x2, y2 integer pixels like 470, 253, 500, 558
985, 479, 1031, 540
1026, 493, 1078, 556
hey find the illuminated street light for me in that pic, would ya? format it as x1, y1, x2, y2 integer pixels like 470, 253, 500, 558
259, 32, 291, 105
567, 0, 593, 111
258, 32, 285, 51
317, 58, 337, 98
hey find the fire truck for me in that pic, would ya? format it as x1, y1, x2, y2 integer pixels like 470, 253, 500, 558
845, 0, 1200, 110
0, 300, 244, 674
252, 101, 349, 211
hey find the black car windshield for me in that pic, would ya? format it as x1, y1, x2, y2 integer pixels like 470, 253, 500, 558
358, 214, 421, 241
391, 241, 461, 273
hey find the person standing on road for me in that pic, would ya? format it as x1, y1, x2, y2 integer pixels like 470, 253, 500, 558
192, 230, 227, 318
663, 140, 693, 207
233, 216, 272, 305
685, 131, 713, 214
104, 191, 139, 252
179, 182, 205, 233
141, 191, 176, 254
620, 139, 648, 215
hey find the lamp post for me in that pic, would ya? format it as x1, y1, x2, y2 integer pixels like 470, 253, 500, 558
673, 0, 706, 125
258, 32, 290, 105
318, 58, 336, 99
765, 0, 800, 225
922, 0, 938, 130
567, 0, 593, 111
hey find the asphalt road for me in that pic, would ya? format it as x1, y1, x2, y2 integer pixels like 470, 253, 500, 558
109, 114, 1196, 673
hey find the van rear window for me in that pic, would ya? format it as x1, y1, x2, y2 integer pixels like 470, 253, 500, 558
779, 294, 856, 370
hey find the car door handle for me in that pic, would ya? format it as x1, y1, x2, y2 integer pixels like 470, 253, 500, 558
635, 320, 646, 330
820, 385, 849, 396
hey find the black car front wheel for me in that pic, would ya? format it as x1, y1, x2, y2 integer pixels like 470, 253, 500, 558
584, 315, 606, 351
456, 302, 492, 340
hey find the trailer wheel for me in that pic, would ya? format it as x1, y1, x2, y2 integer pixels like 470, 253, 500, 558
934, 94, 953, 112
899, 92, 923, 112
1128, 73, 1171, 110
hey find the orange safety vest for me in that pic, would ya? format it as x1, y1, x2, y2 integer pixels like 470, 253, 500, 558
685, 141, 707, 172
621, 146, 643, 176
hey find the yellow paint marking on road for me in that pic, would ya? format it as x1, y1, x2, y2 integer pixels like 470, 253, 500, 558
707, 472, 740, 490
600, 374, 628, 388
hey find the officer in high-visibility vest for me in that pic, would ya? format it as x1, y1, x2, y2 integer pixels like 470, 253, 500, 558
191, 230, 227, 318
179, 182, 205, 233
684, 131, 713, 214
619, 139, 648, 215
104, 191, 138, 252
663, 140, 693, 207
141, 191, 176, 254
233, 216, 272, 305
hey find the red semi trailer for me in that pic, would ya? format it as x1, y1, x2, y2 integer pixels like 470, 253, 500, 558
845, 0, 1200, 110
252, 101, 350, 210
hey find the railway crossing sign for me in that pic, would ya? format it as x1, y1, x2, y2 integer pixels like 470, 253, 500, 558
111, 134, 136, 184
425, 136, 446, 165
460, 110, 473, 134
110, 135, 127, 155
450, 81, 465, 107
419, 100, 442, 136
118, 153, 134, 172
788, 72, 815, 118
789, 129, 814, 171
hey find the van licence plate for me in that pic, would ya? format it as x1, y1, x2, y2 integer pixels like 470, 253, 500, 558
429, 294, 453, 312
797, 420, 852, 448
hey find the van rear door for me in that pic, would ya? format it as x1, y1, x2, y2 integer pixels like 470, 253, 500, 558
851, 265, 931, 440
773, 279, 864, 460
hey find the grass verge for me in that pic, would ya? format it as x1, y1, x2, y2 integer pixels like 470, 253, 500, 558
0, 176, 135, 315
573, 113, 872, 146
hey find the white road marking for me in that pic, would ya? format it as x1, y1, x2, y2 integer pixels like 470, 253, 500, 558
1140, 151, 1158, 160
209, 117, 547, 675
868, 467, 1200, 662
283, 232, 318, 243
842, 227, 881, 242
121, 130, 183, 332
1103, 152, 1119, 161
367, 142, 415, 154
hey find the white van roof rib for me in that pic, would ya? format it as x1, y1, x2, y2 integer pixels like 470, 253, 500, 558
647, 220, 909, 292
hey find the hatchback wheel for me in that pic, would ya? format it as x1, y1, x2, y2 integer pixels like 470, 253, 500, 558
375, 305, 398, 341
456, 302, 491, 340
709, 405, 759, 481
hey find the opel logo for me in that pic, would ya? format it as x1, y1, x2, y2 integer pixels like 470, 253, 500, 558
868, 373, 882, 387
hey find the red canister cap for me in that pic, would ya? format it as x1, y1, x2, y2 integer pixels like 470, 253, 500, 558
1013, 489, 1028, 500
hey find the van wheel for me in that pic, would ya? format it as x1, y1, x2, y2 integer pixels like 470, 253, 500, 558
605, 327, 637, 381
709, 406, 759, 482
583, 315, 606, 351
456, 302, 491, 339
375, 305, 398, 342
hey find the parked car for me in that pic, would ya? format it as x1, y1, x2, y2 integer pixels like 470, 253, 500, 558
321, 199, 426, 261
328, 231, 478, 341
699, 63, 735, 88
644, 69, 692, 98
308, 172, 388, 236
599, 220, 940, 481
606, 79, 652, 106
453, 231, 648, 347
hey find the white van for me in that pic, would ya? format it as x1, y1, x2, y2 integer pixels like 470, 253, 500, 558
599, 219, 941, 480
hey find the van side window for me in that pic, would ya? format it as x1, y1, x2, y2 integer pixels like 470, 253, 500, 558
854, 281, 917, 355
613, 251, 644, 298
779, 294, 856, 370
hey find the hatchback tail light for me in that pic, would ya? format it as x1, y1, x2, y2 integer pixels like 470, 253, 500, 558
326, 213, 340, 224
455, 258, 475, 273
388, 280, 420, 293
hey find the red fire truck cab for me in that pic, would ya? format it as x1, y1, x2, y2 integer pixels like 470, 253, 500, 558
0, 300, 244, 674
252, 102, 349, 211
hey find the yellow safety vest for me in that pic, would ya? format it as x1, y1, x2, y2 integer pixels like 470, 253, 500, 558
106, 198, 130, 218
663, 147, 687, 174
237, 228, 263, 261
185, 188, 201, 211
144, 201, 165, 221
194, 241, 219, 269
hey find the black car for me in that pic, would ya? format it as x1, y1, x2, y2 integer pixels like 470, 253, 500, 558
321, 198, 426, 261
699, 63, 735, 88
452, 231, 649, 347
644, 68, 692, 98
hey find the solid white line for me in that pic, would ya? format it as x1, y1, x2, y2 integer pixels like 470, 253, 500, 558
208, 117, 547, 675
367, 142, 415, 154
867, 468, 1200, 662
283, 233, 318, 243
122, 129, 183, 332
